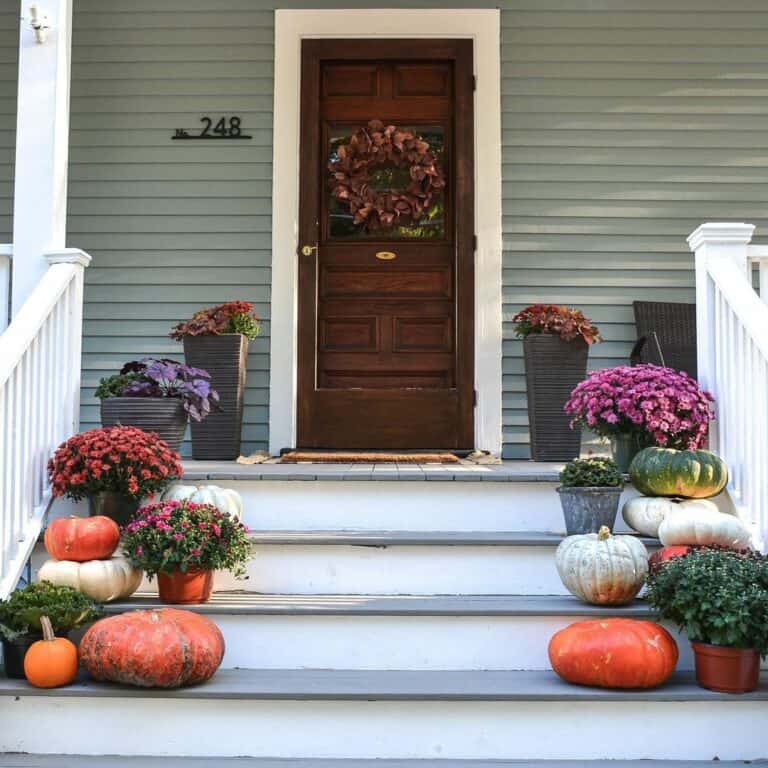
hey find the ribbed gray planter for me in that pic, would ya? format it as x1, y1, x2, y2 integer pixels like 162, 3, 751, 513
183, 334, 248, 460
556, 486, 623, 535
100, 397, 187, 453
523, 334, 588, 461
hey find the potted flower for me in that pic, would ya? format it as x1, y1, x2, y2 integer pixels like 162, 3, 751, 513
565, 364, 714, 472
97, 358, 220, 453
122, 499, 250, 604
556, 457, 624, 534
512, 304, 601, 461
646, 547, 768, 693
170, 302, 261, 460
48, 426, 183, 526
0, 582, 101, 679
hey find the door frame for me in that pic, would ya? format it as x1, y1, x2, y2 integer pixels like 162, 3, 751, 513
270, 9, 502, 455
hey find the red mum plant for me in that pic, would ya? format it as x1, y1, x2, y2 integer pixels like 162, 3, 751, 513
512, 304, 602, 345
169, 301, 261, 341
48, 426, 183, 501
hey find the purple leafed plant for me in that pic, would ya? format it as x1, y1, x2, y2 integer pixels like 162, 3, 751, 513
98, 358, 220, 422
564, 364, 715, 450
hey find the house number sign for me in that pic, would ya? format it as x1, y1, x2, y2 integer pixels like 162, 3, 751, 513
172, 116, 252, 140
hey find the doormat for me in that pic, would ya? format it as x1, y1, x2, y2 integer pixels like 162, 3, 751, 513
279, 451, 460, 464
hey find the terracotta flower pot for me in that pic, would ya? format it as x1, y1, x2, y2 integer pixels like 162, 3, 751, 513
157, 569, 214, 604
691, 642, 760, 694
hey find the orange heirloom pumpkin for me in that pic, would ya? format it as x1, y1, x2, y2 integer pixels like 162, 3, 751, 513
79, 608, 225, 688
549, 618, 678, 689
44, 515, 120, 562
23, 616, 79, 688
649, 545, 692, 571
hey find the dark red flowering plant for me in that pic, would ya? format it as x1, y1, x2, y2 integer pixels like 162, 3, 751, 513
122, 500, 250, 579
48, 426, 183, 501
565, 364, 714, 449
169, 301, 261, 341
512, 304, 602, 345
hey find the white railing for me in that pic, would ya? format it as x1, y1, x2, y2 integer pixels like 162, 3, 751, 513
0, 249, 91, 598
689, 223, 768, 552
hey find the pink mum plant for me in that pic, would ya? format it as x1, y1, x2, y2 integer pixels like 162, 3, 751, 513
564, 364, 714, 449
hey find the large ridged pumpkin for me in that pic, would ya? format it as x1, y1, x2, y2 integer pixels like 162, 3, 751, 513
555, 527, 648, 606
79, 608, 225, 688
629, 448, 728, 499
44, 516, 120, 562
549, 619, 678, 689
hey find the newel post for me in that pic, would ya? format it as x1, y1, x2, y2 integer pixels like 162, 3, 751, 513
687, 223, 755, 395
11, 0, 74, 316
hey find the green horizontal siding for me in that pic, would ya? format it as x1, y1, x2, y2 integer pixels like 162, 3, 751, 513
67, 0, 768, 456
0, 0, 16, 246
500, 0, 768, 457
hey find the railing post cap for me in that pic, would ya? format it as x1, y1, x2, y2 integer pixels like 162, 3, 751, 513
687, 222, 755, 252
44, 248, 92, 268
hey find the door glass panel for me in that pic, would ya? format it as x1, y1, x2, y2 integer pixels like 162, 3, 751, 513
327, 123, 446, 240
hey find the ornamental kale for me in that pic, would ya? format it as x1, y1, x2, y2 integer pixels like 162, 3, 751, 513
645, 547, 768, 656
97, 358, 219, 423
122, 500, 251, 579
512, 304, 602, 345
0, 582, 102, 641
559, 457, 623, 488
565, 364, 714, 449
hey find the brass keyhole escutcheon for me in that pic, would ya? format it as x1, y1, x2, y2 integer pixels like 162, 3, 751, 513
301, 244, 318, 256
376, 251, 397, 261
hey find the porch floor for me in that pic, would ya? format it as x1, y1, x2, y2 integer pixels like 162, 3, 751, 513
182, 460, 564, 483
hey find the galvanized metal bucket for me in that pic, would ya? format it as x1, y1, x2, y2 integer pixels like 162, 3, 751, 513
556, 486, 622, 535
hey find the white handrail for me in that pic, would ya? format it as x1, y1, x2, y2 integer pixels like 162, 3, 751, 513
0, 245, 10, 333
689, 223, 768, 552
0, 248, 91, 598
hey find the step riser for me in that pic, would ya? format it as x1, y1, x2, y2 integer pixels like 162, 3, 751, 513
176, 614, 695, 671
2, 698, 763, 760
199, 546, 574, 595
229, 480, 589, 533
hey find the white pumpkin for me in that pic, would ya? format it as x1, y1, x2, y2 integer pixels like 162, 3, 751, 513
38, 555, 143, 602
621, 496, 677, 537
555, 526, 649, 606
658, 507, 752, 549
161, 483, 243, 519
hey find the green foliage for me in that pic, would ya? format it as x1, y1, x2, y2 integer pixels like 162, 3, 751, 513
227, 311, 262, 341
94, 372, 142, 400
0, 582, 102, 641
646, 548, 768, 656
559, 457, 623, 488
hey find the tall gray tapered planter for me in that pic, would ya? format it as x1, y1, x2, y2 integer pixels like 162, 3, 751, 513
523, 334, 588, 461
101, 397, 187, 453
183, 334, 248, 460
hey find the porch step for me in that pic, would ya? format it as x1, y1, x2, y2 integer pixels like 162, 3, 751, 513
99, 593, 687, 671
200, 530, 656, 595
1, 760, 759, 768
1, 670, 765, 760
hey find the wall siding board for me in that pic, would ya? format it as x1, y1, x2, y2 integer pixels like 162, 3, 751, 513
0, 3, 16, 249
66, 1, 768, 457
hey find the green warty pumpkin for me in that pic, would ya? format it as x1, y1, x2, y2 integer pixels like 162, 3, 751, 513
628, 447, 728, 499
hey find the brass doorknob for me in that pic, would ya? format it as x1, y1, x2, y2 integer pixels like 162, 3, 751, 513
301, 244, 318, 256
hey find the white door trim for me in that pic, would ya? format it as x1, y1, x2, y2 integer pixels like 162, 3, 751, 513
269, 9, 502, 455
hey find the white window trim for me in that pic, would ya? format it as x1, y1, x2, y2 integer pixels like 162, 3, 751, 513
269, 8, 502, 455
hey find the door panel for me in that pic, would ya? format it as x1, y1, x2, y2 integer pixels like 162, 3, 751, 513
298, 39, 474, 449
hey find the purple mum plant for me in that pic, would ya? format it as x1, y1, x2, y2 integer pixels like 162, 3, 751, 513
564, 364, 715, 450
96, 358, 220, 422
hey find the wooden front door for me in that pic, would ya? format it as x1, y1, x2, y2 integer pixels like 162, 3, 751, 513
297, 39, 474, 449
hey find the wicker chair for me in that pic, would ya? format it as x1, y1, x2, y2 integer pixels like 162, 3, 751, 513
630, 301, 697, 379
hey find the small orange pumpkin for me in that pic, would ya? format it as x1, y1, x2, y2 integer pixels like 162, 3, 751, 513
549, 618, 678, 689
44, 515, 120, 562
23, 615, 79, 688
